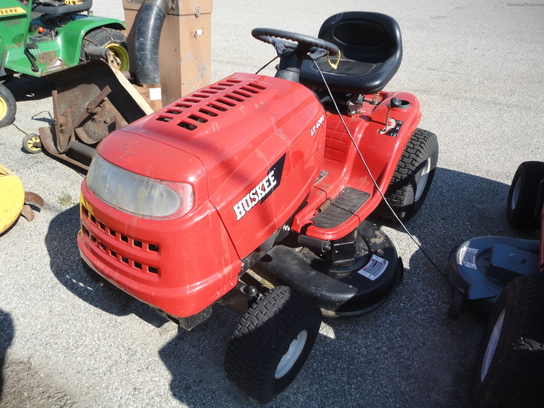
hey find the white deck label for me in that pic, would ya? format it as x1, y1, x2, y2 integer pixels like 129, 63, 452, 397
358, 255, 389, 281
459, 246, 478, 269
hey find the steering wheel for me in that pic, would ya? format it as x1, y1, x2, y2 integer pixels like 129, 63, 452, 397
251, 28, 339, 57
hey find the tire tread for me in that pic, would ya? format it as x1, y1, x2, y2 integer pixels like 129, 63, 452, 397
470, 275, 544, 407
224, 286, 321, 403
375, 128, 438, 222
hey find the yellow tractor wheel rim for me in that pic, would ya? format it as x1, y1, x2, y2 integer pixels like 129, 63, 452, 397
106, 44, 130, 71
25, 135, 41, 152
0, 164, 25, 234
0, 96, 7, 120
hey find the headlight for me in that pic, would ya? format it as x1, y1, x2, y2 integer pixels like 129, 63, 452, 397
86, 154, 194, 220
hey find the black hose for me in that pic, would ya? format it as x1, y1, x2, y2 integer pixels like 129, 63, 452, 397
133, 0, 172, 85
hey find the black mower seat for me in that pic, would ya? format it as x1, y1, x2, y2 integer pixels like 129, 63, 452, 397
299, 11, 402, 95
33, 0, 92, 15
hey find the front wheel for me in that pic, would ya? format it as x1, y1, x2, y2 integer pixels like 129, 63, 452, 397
22, 134, 42, 154
81, 27, 130, 71
224, 286, 322, 403
376, 128, 439, 223
470, 274, 544, 407
0, 83, 16, 128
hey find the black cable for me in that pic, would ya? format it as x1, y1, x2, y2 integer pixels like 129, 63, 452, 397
255, 56, 279, 75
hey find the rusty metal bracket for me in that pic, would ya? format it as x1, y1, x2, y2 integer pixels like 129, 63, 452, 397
39, 60, 153, 169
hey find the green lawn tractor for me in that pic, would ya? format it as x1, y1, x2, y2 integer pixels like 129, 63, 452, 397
0, 0, 129, 128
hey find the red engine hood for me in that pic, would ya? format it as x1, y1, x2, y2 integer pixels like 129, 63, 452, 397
96, 73, 327, 258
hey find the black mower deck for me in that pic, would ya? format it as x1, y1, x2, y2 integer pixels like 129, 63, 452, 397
254, 220, 403, 316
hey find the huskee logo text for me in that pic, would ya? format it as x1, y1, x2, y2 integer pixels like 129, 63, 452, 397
233, 155, 285, 221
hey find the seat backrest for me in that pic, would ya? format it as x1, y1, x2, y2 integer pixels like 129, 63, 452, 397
33, 0, 93, 15
318, 11, 402, 65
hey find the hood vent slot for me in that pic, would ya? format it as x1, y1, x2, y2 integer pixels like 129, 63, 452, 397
152, 78, 267, 131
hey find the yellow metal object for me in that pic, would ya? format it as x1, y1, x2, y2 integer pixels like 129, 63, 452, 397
0, 164, 25, 234
106, 43, 130, 71
0, 95, 8, 119
327, 49, 341, 70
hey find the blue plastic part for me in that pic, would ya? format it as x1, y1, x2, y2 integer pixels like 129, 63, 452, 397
446, 236, 540, 314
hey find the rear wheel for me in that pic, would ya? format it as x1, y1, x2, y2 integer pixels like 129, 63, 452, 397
81, 27, 130, 71
506, 161, 544, 230
376, 128, 439, 222
0, 83, 16, 128
224, 286, 322, 403
470, 275, 544, 407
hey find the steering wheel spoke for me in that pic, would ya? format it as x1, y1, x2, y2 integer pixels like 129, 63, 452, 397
252, 28, 339, 57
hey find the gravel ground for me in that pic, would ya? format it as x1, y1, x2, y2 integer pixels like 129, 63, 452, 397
1, 0, 543, 407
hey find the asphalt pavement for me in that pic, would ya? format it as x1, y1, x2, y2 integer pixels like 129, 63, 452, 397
1, 0, 544, 407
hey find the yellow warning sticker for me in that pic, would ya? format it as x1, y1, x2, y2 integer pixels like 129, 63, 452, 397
0, 7, 26, 16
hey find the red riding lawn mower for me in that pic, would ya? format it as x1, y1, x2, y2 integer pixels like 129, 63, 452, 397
77, 12, 439, 402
